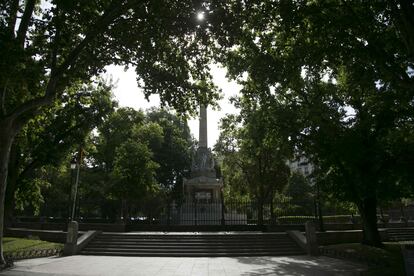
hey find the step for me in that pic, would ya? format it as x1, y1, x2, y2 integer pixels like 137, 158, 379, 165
95, 234, 289, 239
389, 237, 414, 241
84, 246, 301, 252
92, 236, 291, 240
80, 251, 304, 257
81, 232, 305, 257
96, 232, 287, 238
87, 241, 296, 247
92, 238, 290, 242
85, 244, 297, 250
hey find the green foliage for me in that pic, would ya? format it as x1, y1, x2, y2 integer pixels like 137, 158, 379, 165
95, 107, 145, 171
113, 138, 160, 200
210, 0, 414, 245
285, 172, 313, 204
88, 107, 193, 203
216, 104, 292, 203
111, 120, 164, 200
14, 178, 49, 216
147, 108, 194, 198
7, 80, 115, 215
0, 0, 220, 119
2, 237, 63, 254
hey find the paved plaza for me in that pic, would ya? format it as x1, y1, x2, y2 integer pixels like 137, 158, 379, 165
1, 255, 366, 276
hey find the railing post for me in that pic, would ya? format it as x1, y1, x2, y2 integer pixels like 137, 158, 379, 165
400, 202, 407, 225
316, 183, 325, 232
221, 191, 225, 226
167, 201, 171, 226
270, 199, 275, 225
194, 199, 197, 226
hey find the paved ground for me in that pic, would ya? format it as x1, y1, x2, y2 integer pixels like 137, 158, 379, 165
0, 255, 366, 276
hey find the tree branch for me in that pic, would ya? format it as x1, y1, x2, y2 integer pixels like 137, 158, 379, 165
1, 79, 8, 116
7, 0, 20, 37
7, 81, 58, 125
343, 1, 412, 87
398, 0, 414, 59
16, 0, 35, 47
8, 0, 129, 125
50, 4, 61, 72
54, 0, 127, 79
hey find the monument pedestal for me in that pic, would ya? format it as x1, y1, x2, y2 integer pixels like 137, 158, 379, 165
180, 105, 224, 225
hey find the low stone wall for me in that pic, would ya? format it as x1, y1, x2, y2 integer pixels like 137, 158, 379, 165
319, 246, 384, 266
5, 248, 62, 262
10, 222, 66, 231
10, 222, 126, 232
316, 229, 389, 245
79, 223, 126, 232
5, 228, 82, 243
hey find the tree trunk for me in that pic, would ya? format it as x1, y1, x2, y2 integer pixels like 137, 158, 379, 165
0, 118, 18, 266
357, 196, 383, 247
4, 142, 19, 226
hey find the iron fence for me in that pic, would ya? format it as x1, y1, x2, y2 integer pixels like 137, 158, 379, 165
13, 198, 362, 226
13, 198, 414, 226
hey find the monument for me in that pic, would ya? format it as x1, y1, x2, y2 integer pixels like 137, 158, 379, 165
181, 105, 223, 224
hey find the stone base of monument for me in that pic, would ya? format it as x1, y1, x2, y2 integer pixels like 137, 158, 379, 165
179, 203, 222, 225
176, 203, 248, 225
224, 212, 247, 225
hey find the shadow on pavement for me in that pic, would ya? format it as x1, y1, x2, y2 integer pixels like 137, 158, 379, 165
233, 255, 366, 276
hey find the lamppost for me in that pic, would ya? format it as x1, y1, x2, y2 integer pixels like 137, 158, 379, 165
70, 149, 82, 221
69, 157, 77, 220
64, 150, 82, 256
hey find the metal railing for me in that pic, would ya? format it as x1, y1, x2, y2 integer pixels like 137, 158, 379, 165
13, 198, 414, 227
13, 198, 359, 226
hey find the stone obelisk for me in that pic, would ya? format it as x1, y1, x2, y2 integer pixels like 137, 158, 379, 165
181, 103, 224, 225
199, 105, 208, 148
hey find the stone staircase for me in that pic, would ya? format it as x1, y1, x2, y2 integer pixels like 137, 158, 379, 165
80, 232, 305, 257
387, 228, 414, 241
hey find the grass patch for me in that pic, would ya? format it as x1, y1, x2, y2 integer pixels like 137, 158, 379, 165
322, 242, 405, 276
3, 237, 63, 254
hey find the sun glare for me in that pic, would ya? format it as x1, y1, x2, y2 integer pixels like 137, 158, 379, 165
197, 12, 205, 21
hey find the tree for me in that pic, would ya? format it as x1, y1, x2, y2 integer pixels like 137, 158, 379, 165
112, 123, 163, 220
209, 0, 414, 246
147, 108, 194, 200
0, 0, 220, 263
216, 103, 292, 225
94, 107, 145, 171
6, 80, 115, 221
286, 172, 313, 205
70, 108, 194, 219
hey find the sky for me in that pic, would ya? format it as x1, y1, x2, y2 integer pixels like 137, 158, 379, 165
103, 64, 242, 148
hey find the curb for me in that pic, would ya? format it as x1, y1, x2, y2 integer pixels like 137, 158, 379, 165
4, 248, 63, 261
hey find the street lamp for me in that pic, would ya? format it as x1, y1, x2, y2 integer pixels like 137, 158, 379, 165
70, 150, 82, 221
70, 159, 77, 170
69, 157, 77, 220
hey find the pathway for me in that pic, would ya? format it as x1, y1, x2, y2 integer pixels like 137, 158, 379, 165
1, 255, 366, 276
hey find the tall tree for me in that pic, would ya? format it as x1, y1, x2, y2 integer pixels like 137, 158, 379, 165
0, 0, 219, 263
95, 107, 145, 171
216, 103, 292, 225
112, 122, 163, 220
209, 0, 414, 246
6, 80, 115, 221
147, 108, 193, 199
